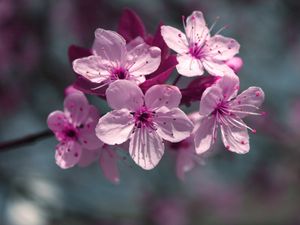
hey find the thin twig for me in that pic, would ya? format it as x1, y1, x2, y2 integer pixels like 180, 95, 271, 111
172, 75, 181, 85
0, 130, 53, 152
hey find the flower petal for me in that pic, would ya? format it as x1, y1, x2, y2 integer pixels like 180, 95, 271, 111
139, 55, 177, 92
99, 147, 120, 184
230, 87, 265, 118
72, 55, 110, 83
161, 25, 189, 54
202, 59, 233, 76
96, 109, 135, 145
216, 73, 240, 101
78, 119, 103, 150
93, 28, 126, 63
55, 141, 82, 169
78, 148, 100, 167
199, 86, 223, 116
78, 106, 100, 145
185, 11, 210, 46
106, 80, 144, 111
64, 92, 90, 126
126, 36, 145, 51
176, 143, 196, 181
220, 123, 250, 154
129, 127, 164, 170
127, 43, 161, 76
155, 107, 193, 142
152, 23, 170, 60
145, 84, 181, 110
204, 35, 240, 61
47, 111, 68, 133
176, 54, 204, 77
193, 115, 216, 154
188, 111, 202, 124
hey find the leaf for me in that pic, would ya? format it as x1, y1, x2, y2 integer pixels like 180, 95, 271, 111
117, 8, 146, 42
139, 55, 177, 92
180, 76, 220, 105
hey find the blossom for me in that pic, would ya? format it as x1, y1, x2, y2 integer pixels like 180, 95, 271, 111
72, 28, 161, 88
161, 11, 240, 77
170, 112, 204, 181
69, 9, 177, 96
118, 8, 179, 92
47, 92, 119, 183
194, 74, 265, 154
96, 80, 193, 170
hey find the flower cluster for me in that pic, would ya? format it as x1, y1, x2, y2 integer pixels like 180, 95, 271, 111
48, 9, 265, 182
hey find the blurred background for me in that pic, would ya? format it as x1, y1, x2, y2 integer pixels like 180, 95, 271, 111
1, 0, 300, 224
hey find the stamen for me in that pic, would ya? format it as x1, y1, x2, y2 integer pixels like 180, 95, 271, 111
225, 116, 256, 133
222, 124, 245, 145
212, 116, 218, 141
91, 79, 111, 90
209, 16, 220, 32
231, 104, 260, 110
182, 15, 187, 33
214, 24, 229, 35
227, 109, 263, 116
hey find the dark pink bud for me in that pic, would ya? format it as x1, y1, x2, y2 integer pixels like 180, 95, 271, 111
226, 57, 243, 73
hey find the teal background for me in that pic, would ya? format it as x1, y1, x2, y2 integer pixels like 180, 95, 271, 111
1, 0, 300, 224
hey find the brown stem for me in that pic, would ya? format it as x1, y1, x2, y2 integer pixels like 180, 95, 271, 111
0, 130, 53, 152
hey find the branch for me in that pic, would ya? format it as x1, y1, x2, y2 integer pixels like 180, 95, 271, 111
0, 130, 53, 152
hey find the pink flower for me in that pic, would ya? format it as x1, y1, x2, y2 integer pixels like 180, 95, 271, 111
96, 80, 193, 169
72, 28, 161, 87
170, 112, 204, 181
161, 11, 240, 77
194, 74, 265, 154
117, 8, 178, 92
47, 92, 119, 183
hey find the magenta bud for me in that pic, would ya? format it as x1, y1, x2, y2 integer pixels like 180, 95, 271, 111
64, 85, 82, 96
226, 57, 243, 73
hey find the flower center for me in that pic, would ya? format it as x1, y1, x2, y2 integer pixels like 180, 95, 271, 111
189, 43, 204, 59
62, 126, 78, 141
213, 101, 258, 134
214, 102, 231, 117
131, 106, 155, 129
66, 129, 77, 138
111, 68, 128, 80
